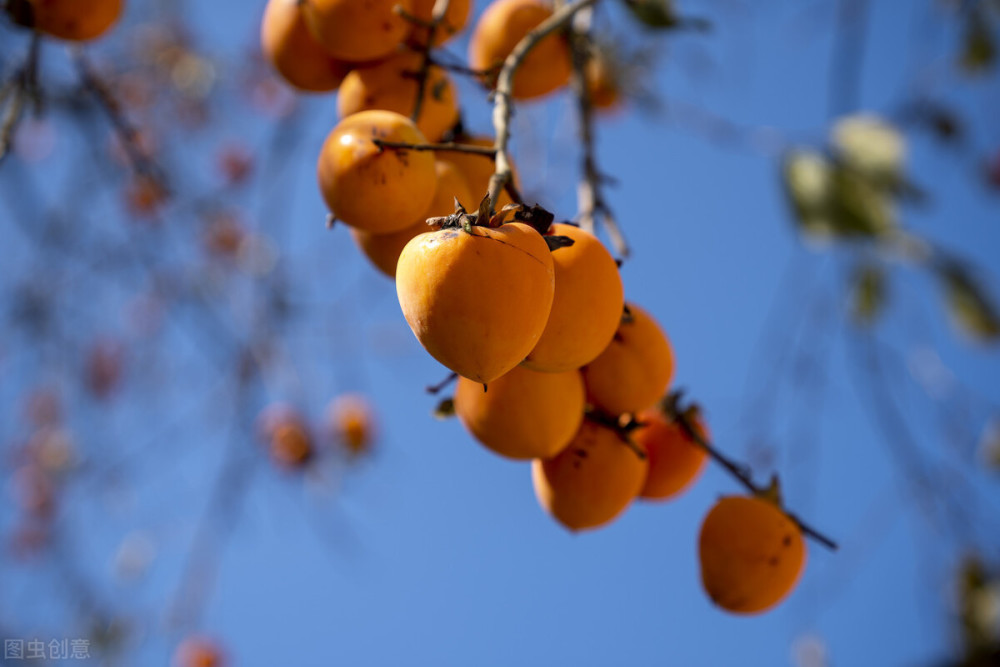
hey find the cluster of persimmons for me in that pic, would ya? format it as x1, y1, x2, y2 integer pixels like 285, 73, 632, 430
5, 0, 810, 627
256, 0, 809, 615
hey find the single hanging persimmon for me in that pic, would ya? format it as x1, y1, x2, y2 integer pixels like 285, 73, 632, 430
28, 0, 123, 41
699, 495, 807, 614
522, 223, 623, 373
351, 160, 474, 278
396, 214, 554, 384
468, 0, 572, 100
327, 393, 376, 458
257, 404, 313, 469
261, 0, 354, 93
635, 407, 708, 500
409, 0, 472, 46
317, 110, 437, 233
582, 303, 675, 416
338, 52, 460, 143
532, 418, 648, 531
455, 365, 584, 460
172, 636, 226, 667
301, 0, 413, 62
437, 135, 518, 210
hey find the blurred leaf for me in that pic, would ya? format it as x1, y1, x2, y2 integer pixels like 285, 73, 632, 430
828, 165, 897, 238
782, 150, 835, 238
621, 0, 710, 30
939, 264, 1000, 343
850, 264, 887, 325
960, 13, 997, 73
433, 398, 455, 419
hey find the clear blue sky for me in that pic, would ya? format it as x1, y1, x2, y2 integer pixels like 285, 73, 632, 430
3, 1, 1000, 666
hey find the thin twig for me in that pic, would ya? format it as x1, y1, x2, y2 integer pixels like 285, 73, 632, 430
371, 138, 496, 155
0, 31, 40, 166
487, 0, 601, 211
409, 0, 451, 123
663, 391, 839, 551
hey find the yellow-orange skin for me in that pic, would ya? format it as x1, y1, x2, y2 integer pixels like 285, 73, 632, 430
585, 56, 622, 112
409, 0, 472, 46
270, 421, 313, 468
328, 394, 375, 457
172, 637, 225, 667
302, 0, 413, 62
396, 222, 554, 384
351, 161, 473, 277
29, 0, 123, 41
437, 135, 517, 211
317, 110, 436, 233
261, 0, 353, 93
532, 419, 648, 531
635, 409, 708, 500
582, 303, 675, 416
455, 366, 584, 460
338, 52, 460, 142
523, 224, 623, 372
468, 0, 572, 100
699, 496, 807, 614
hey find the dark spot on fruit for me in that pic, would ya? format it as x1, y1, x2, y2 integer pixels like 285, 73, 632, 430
768, 556, 779, 567
783, 534, 792, 547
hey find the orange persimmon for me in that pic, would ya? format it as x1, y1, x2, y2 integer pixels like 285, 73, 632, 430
455, 365, 584, 460
351, 160, 473, 277
317, 110, 437, 233
699, 495, 807, 614
582, 303, 675, 416
172, 637, 226, 667
29, 0, 123, 41
338, 52, 460, 142
257, 404, 312, 468
327, 394, 376, 457
437, 135, 517, 210
532, 419, 648, 531
301, 0, 413, 62
635, 408, 708, 500
396, 221, 554, 383
468, 0, 572, 100
523, 223, 623, 372
409, 0, 472, 46
261, 0, 353, 93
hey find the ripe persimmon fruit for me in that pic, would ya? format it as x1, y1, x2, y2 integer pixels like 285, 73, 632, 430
532, 418, 648, 531
261, 0, 353, 93
28, 0, 123, 41
468, 0, 572, 100
585, 53, 622, 112
437, 135, 518, 211
635, 408, 708, 500
257, 404, 312, 468
699, 495, 807, 614
522, 223, 623, 372
301, 0, 413, 62
582, 303, 675, 416
338, 52, 460, 143
351, 160, 473, 278
408, 0, 472, 46
172, 637, 226, 667
396, 221, 554, 384
455, 365, 584, 460
328, 394, 375, 457
317, 110, 437, 233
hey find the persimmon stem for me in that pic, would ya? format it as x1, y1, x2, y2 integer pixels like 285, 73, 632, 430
662, 391, 839, 551
371, 138, 497, 156
426, 372, 458, 395
487, 0, 601, 211
0, 30, 39, 166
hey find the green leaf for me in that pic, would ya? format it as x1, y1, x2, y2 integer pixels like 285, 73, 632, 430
621, 0, 709, 30
850, 264, 886, 326
939, 264, 1000, 343
433, 398, 456, 419
827, 164, 897, 238
960, 12, 997, 73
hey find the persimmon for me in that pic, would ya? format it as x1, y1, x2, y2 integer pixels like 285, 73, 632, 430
328, 394, 375, 457
635, 408, 708, 500
455, 365, 584, 460
338, 52, 460, 142
317, 110, 437, 233
523, 223, 623, 372
28, 0, 123, 42
409, 0, 472, 46
351, 160, 473, 277
172, 637, 226, 667
301, 0, 413, 62
585, 53, 622, 112
582, 303, 675, 416
257, 404, 313, 468
260, 0, 353, 93
699, 495, 807, 614
468, 0, 572, 100
437, 136, 517, 210
396, 221, 554, 383
532, 419, 648, 531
